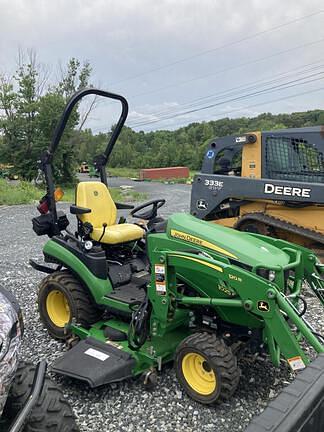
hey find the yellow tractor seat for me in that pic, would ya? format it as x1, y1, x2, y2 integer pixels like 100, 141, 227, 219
75, 181, 144, 245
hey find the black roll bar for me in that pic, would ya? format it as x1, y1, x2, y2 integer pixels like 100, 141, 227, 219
50, 87, 128, 184
39, 88, 128, 233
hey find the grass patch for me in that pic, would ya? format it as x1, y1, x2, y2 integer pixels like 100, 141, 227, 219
0, 179, 147, 206
108, 167, 140, 179
0, 179, 41, 205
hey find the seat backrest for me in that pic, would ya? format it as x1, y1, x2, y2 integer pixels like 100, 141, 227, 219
76, 182, 117, 228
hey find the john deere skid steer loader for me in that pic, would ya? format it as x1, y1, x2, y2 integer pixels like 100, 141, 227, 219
191, 128, 324, 258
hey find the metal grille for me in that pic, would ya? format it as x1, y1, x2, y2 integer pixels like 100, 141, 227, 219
265, 136, 324, 183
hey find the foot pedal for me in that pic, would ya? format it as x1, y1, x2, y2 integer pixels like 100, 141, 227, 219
51, 337, 135, 388
105, 283, 146, 304
104, 326, 127, 341
131, 270, 150, 287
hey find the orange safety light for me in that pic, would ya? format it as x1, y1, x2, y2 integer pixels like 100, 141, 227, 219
54, 187, 64, 202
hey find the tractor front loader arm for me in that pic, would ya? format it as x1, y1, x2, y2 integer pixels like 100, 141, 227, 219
248, 232, 324, 306
310, 266, 324, 306
229, 264, 324, 367
160, 250, 324, 370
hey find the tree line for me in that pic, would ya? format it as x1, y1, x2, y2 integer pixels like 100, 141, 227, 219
81, 109, 324, 171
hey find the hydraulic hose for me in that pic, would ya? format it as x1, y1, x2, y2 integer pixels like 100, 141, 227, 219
128, 297, 151, 351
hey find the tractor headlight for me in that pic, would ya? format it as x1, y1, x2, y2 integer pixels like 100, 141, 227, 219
268, 270, 276, 282
257, 268, 276, 282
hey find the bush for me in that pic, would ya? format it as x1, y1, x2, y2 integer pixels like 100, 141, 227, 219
0, 179, 43, 205
0, 179, 146, 206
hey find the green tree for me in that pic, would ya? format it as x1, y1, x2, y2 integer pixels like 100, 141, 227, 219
0, 52, 93, 183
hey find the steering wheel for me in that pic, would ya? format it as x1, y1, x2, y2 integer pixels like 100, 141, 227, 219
130, 199, 166, 220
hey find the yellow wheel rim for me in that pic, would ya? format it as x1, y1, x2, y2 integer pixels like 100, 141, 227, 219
182, 353, 216, 395
46, 290, 71, 327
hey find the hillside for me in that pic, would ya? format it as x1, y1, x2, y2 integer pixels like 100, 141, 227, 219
78, 109, 324, 171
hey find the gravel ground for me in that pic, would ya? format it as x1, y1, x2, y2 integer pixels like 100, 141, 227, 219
1, 181, 323, 432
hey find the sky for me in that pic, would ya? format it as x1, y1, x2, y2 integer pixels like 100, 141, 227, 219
1, 0, 324, 132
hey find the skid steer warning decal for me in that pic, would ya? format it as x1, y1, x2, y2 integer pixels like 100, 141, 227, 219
155, 264, 166, 295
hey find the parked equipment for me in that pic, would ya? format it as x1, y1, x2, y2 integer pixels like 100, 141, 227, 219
31, 89, 324, 405
89, 165, 99, 178
191, 128, 324, 258
0, 285, 78, 432
79, 162, 89, 174
0, 164, 18, 180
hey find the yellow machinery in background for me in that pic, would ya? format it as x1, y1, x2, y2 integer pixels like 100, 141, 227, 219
191, 127, 324, 258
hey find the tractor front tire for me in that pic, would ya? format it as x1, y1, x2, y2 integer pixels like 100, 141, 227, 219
175, 332, 240, 404
3, 362, 78, 432
38, 270, 102, 340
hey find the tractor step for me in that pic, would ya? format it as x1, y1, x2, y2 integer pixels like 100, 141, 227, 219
51, 337, 136, 387
105, 282, 146, 304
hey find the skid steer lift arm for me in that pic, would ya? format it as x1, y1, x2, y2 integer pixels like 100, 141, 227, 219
191, 174, 324, 220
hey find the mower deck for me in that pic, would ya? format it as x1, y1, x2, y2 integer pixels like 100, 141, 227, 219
51, 337, 136, 387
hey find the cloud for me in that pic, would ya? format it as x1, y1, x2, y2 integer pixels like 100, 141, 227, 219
0, 0, 323, 131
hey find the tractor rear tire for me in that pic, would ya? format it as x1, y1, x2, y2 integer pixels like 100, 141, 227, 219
3, 361, 78, 432
38, 270, 102, 340
175, 332, 240, 404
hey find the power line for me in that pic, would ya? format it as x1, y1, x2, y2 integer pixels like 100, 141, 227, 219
111, 10, 324, 86
90, 38, 324, 133
90, 58, 324, 133
127, 70, 324, 128
91, 42, 324, 133
127, 37, 324, 100
127, 60, 324, 123
130, 73, 324, 127
128, 74, 324, 129
132, 86, 324, 132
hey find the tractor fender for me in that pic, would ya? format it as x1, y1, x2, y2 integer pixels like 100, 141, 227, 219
42, 238, 112, 304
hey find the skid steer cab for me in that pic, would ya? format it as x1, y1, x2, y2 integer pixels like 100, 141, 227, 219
191, 127, 324, 259
30, 89, 324, 406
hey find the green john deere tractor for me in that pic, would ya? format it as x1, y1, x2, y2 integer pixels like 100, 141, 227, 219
30, 88, 324, 404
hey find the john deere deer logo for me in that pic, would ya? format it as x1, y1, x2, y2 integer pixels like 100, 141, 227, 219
257, 301, 270, 312
197, 199, 208, 210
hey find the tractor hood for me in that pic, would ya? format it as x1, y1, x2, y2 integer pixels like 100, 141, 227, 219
167, 213, 290, 269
